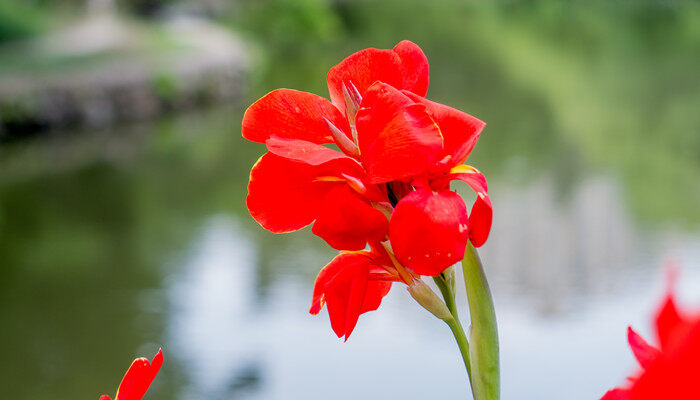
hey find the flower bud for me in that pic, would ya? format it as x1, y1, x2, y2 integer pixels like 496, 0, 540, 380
408, 278, 452, 321
443, 265, 457, 294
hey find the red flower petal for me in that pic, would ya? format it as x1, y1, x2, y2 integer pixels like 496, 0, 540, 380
361, 278, 392, 313
631, 321, 700, 400
247, 153, 341, 233
627, 326, 661, 369
446, 165, 488, 194
403, 91, 485, 166
100, 396, 112, 400
115, 349, 163, 400
309, 253, 392, 340
265, 136, 361, 168
655, 294, 684, 350
242, 89, 350, 144
325, 264, 368, 340
389, 189, 469, 276
601, 271, 700, 400
312, 186, 389, 251
469, 192, 492, 248
327, 41, 429, 112
600, 388, 632, 400
392, 40, 430, 97
356, 82, 443, 183
368, 263, 399, 282
442, 166, 492, 247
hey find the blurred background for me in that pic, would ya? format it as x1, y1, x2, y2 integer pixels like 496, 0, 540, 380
0, 0, 699, 399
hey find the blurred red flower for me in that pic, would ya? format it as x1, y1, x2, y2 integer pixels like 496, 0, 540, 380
100, 349, 163, 400
601, 281, 700, 400
243, 41, 491, 339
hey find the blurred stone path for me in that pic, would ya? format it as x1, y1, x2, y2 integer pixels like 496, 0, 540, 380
0, 7, 249, 135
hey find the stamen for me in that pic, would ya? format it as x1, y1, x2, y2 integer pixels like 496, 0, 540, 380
324, 117, 359, 158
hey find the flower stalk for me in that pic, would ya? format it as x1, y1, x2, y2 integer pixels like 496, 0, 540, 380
431, 245, 499, 400
433, 273, 474, 388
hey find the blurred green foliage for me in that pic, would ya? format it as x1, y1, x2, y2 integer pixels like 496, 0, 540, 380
0, 0, 47, 43
231, 0, 341, 47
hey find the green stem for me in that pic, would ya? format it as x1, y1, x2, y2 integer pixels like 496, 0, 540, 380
433, 275, 474, 391
462, 243, 500, 400
433, 274, 458, 316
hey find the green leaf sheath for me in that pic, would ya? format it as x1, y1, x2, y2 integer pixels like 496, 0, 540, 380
462, 243, 500, 400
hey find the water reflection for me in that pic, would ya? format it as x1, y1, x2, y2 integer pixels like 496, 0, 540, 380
167, 217, 263, 400
483, 174, 636, 315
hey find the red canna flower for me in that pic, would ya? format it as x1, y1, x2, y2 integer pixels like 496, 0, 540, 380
243, 41, 492, 339
100, 349, 163, 400
600, 277, 700, 400
309, 250, 398, 340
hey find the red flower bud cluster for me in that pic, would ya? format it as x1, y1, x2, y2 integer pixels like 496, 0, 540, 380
243, 41, 492, 339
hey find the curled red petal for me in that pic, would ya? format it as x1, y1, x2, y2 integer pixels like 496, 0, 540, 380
390, 189, 469, 276
312, 186, 389, 251
326, 41, 429, 112
469, 192, 492, 248
247, 153, 340, 233
356, 82, 443, 183
265, 136, 361, 168
309, 253, 392, 340
115, 349, 163, 400
100, 396, 113, 400
242, 89, 350, 144
447, 165, 488, 194
403, 91, 485, 166
627, 326, 661, 370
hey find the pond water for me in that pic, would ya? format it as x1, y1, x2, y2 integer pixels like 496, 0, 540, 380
1, 2, 700, 400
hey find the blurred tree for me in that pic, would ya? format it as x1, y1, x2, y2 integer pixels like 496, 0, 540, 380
120, 0, 178, 16
0, 0, 47, 43
233, 0, 342, 49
